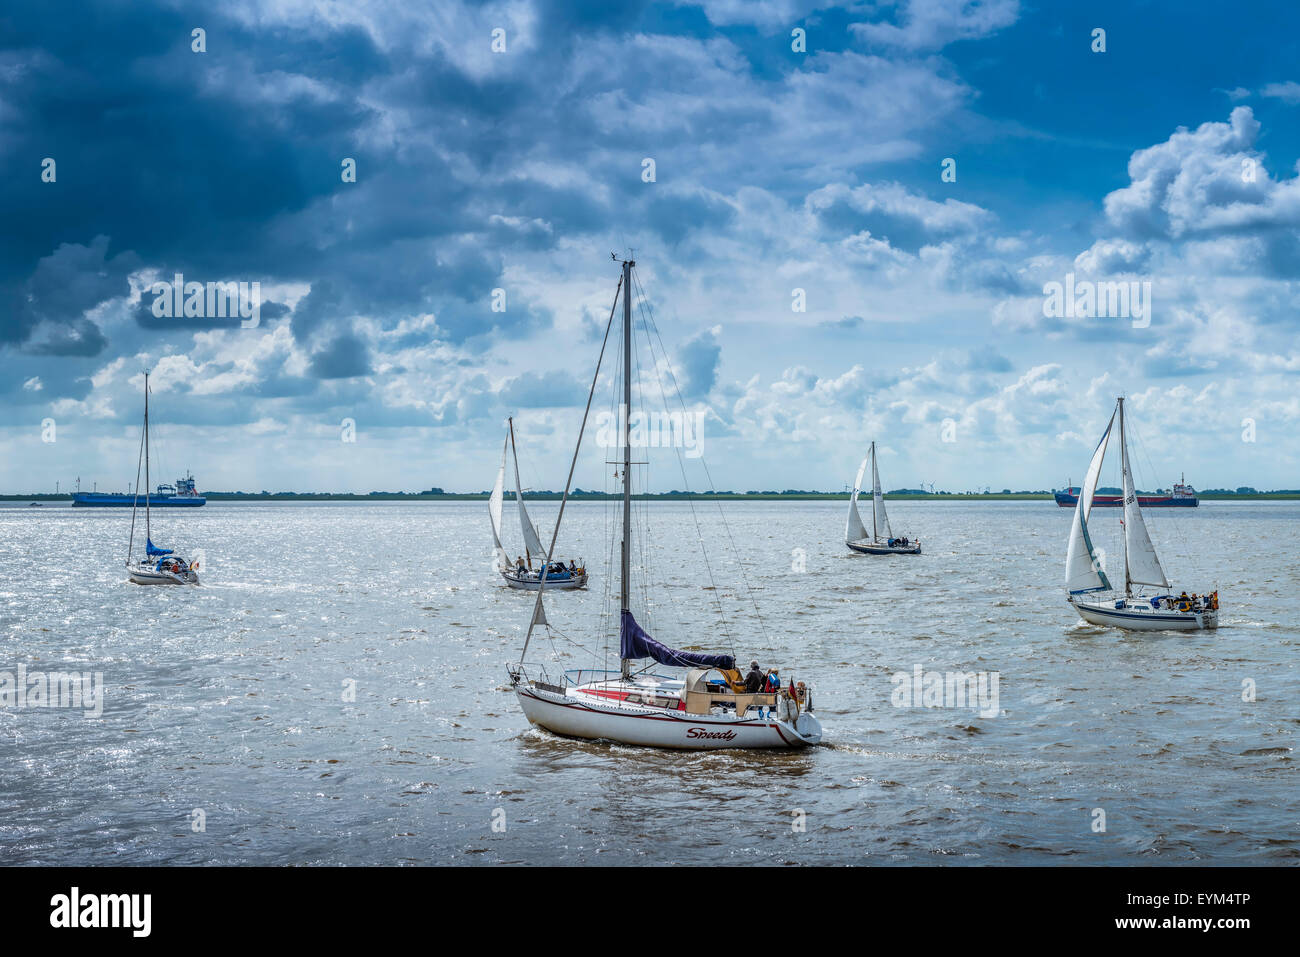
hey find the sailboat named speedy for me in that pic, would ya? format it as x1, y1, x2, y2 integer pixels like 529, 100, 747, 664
507, 257, 822, 749
126, 372, 200, 585
845, 441, 920, 555
489, 417, 587, 590
1065, 397, 1218, 630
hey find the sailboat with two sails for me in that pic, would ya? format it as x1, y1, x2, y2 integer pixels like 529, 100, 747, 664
845, 441, 920, 555
489, 417, 587, 590
507, 257, 822, 749
1065, 397, 1218, 630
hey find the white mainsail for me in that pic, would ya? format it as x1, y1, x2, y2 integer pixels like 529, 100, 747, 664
1119, 399, 1168, 592
509, 420, 547, 563
871, 442, 892, 542
489, 434, 509, 567
845, 455, 869, 543
1065, 407, 1116, 594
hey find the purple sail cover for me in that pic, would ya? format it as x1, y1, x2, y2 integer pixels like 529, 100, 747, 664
619, 610, 735, 670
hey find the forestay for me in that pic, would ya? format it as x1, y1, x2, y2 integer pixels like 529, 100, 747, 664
845, 455, 869, 543
1065, 408, 1116, 594
871, 444, 892, 542
1119, 400, 1168, 591
489, 435, 509, 566
510, 423, 548, 562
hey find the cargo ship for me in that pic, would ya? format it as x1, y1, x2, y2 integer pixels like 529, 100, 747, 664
73, 472, 206, 507
1054, 474, 1197, 508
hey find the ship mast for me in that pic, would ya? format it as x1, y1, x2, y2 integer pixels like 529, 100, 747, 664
870, 441, 878, 541
619, 257, 634, 679
507, 415, 528, 570
1118, 397, 1129, 596
144, 371, 151, 543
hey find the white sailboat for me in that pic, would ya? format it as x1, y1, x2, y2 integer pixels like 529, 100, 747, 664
489, 417, 587, 590
507, 257, 822, 749
1066, 397, 1217, 630
126, 372, 199, 586
845, 441, 920, 555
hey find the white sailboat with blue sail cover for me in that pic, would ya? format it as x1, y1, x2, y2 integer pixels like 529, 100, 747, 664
126, 372, 200, 586
1066, 397, 1217, 630
507, 257, 822, 749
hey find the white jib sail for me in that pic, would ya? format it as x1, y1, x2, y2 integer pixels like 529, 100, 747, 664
871, 443, 892, 542
511, 433, 547, 562
489, 434, 509, 567
846, 455, 869, 543
1065, 405, 1116, 593
1120, 402, 1168, 591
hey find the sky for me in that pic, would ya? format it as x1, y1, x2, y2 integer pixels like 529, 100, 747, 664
3, 0, 1300, 495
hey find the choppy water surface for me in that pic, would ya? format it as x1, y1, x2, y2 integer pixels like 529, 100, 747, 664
0, 499, 1295, 865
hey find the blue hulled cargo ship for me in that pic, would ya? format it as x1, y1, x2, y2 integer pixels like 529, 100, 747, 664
73, 472, 206, 507
1054, 475, 1197, 508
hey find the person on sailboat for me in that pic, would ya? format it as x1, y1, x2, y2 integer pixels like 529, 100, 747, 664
515, 555, 526, 573
744, 661, 764, 693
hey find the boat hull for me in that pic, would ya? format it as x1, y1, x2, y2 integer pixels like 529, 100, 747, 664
1070, 598, 1216, 631
1054, 490, 1196, 508
847, 539, 921, 555
502, 568, 588, 590
128, 564, 199, 586
515, 684, 821, 749
75, 493, 206, 507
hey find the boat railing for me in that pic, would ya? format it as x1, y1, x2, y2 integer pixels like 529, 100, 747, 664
513, 661, 568, 693
564, 668, 678, 685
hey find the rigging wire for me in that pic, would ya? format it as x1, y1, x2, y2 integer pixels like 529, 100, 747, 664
1127, 409, 1194, 574
521, 273, 622, 668
631, 266, 771, 645
126, 393, 147, 562
629, 268, 734, 654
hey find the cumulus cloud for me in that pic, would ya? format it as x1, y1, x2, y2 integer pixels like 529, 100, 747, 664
1260, 81, 1300, 104
851, 0, 1020, 51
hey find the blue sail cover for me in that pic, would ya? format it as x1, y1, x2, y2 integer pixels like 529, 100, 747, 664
619, 611, 735, 670
145, 538, 173, 557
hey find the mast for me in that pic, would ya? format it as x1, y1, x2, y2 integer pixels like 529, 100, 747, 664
1118, 397, 1129, 596
870, 441, 878, 541
620, 257, 634, 678
144, 372, 151, 543
507, 416, 528, 570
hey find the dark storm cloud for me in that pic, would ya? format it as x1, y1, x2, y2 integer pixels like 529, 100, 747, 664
308, 332, 373, 379
0, 0, 593, 370
675, 326, 721, 397
0, 235, 137, 353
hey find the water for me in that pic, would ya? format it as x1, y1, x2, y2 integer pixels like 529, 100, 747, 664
0, 499, 1295, 865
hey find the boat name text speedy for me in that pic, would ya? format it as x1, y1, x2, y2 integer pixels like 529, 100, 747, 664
686, 728, 737, 740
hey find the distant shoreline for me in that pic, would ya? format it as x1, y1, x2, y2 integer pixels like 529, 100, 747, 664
5, 491, 1299, 502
